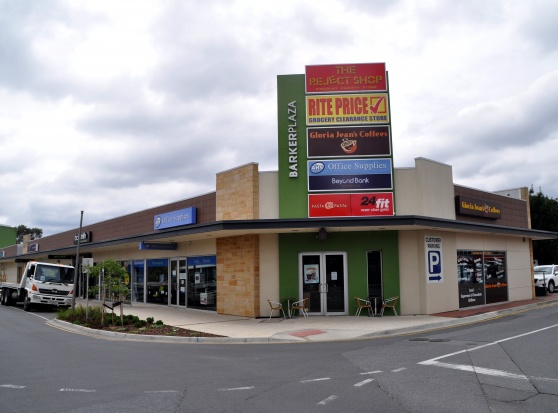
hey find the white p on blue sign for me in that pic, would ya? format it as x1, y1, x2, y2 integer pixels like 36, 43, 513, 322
425, 236, 443, 283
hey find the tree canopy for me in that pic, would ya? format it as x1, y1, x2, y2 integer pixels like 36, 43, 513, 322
530, 187, 558, 265
16, 225, 43, 244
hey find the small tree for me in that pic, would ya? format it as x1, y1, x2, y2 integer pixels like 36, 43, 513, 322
530, 187, 558, 264
86, 259, 130, 325
16, 225, 43, 244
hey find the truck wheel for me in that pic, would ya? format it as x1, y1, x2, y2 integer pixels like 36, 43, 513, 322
548, 281, 555, 294
3, 289, 13, 306
23, 296, 32, 312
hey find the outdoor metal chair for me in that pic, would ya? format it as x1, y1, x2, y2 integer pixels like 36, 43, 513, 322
354, 296, 373, 316
267, 300, 286, 319
291, 298, 309, 318
380, 296, 399, 316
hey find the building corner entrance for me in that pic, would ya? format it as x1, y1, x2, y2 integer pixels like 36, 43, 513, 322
299, 252, 348, 315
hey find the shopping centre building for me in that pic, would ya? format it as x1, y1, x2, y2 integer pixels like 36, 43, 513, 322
1, 63, 556, 317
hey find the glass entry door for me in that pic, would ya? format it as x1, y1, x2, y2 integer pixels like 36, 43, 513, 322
170, 258, 187, 307
299, 252, 348, 315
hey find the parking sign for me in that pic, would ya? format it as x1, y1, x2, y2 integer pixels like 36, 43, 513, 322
425, 236, 443, 283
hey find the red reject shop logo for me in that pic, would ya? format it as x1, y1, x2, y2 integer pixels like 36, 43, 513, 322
306, 63, 387, 94
309, 192, 394, 218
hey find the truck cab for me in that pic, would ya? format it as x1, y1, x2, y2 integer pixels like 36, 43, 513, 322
1, 262, 75, 311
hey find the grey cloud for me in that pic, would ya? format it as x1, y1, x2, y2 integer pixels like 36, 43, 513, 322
0, 0, 105, 98
518, 1, 558, 54
431, 70, 558, 157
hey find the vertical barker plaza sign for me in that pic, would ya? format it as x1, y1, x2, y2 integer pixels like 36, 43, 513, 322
277, 63, 395, 219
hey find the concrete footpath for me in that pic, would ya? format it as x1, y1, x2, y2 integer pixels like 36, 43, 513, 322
48, 295, 558, 344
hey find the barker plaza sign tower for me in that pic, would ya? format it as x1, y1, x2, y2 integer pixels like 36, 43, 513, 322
277, 63, 395, 219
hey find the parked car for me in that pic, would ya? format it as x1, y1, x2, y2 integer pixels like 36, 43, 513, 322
534, 265, 558, 293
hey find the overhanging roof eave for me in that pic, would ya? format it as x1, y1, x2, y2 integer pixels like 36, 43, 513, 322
2, 215, 556, 262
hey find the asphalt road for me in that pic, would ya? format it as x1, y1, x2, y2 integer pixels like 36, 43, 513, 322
1, 303, 557, 412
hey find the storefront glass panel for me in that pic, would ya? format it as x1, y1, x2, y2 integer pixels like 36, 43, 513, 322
457, 250, 507, 308
170, 258, 187, 307
146, 258, 169, 305
484, 251, 508, 304
187, 256, 216, 311
131, 260, 144, 303
299, 252, 348, 315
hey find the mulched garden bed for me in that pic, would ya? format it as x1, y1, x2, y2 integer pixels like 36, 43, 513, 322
99, 323, 226, 338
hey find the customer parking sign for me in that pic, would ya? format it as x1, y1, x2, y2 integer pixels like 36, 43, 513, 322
426, 236, 443, 283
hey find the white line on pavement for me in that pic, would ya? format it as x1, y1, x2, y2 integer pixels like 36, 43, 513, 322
300, 377, 330, 383
354, 378, 374, 387
422, 361, 558, 382
360, 370, 382, 375
60, 389, 96, 392
392, 368, 406, 372
418, 324, 558, 382
419, 323, 558, 366
218, 386, 255, 391
1, 384, 26, 389
317, 395, 338, 405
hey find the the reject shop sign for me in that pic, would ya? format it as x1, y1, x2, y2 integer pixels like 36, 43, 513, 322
305, 63, 387, 94
308, 192, 394, 218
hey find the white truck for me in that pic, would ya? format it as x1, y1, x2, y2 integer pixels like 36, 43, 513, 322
0, 261, 75, 311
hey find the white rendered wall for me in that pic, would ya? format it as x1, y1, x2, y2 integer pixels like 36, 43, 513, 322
395, 158, 456, 219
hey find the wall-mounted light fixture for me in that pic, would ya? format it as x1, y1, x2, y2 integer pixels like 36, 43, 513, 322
317, 227, 327, 241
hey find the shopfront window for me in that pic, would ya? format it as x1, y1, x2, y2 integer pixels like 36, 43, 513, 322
187, 256, 216, 311
484, 251, 507, 304
457, 250, 507, 308
146, 259, 169, 305
131, 260, 145, 303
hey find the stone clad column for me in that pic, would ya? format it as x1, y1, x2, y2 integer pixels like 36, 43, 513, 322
216, 163, 260, 316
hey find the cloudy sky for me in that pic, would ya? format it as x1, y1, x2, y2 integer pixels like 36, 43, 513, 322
1, 0, 557, 237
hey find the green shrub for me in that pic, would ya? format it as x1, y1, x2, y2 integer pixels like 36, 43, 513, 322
57, 305, 160, 331
134, 320, 147, 328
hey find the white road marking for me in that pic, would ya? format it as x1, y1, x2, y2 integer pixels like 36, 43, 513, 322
392, 367, 406, 372
145, 390, 180, 393
300, 377, 330, 383
419, 323, 558, 366
317, 395, 338, 405
218, 386, 255, 391
360, 370, 382, 375
354, 378, 374, 387
423, 361, 528, 380
422, 361, 558, 382
60, 388, 96, 392
418, 324, 558, 382
1, 384, 26, 389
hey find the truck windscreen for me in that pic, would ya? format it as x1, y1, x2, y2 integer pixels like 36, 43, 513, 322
35, 265, 74, 284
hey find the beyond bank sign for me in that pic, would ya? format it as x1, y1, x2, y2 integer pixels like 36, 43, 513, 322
154, 207, 197, 230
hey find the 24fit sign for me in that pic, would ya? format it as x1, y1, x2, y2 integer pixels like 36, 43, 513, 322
277, 63, 395, 219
